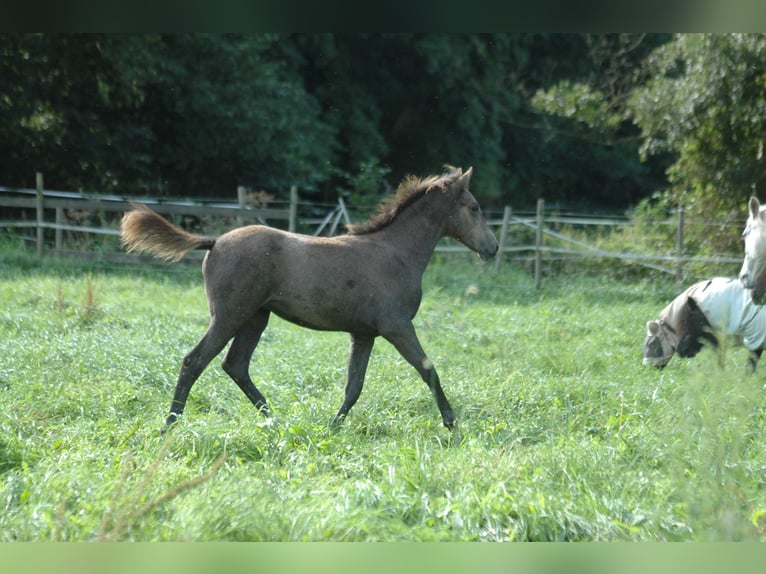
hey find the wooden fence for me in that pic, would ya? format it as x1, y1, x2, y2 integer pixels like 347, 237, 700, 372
503, 199, 745, 286
0, 174, 334, 261
0, 174, 747, 286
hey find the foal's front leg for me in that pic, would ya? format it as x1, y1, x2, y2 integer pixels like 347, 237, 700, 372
332, 334, 375, 425
383, 322, 456, 429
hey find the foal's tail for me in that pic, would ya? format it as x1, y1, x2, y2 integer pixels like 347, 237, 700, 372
120, 204, 217, 263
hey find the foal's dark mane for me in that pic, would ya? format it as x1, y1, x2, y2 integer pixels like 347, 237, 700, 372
346, 165, 464, 236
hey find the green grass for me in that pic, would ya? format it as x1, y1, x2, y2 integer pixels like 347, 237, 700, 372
1, 240, 765, 541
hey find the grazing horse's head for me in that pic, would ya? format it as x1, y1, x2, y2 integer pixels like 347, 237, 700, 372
443, 167, 499, 260
739, 197, 766, 304
643, 319, 677, 368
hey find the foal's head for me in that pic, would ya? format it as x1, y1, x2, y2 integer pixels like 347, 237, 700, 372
442, 167, 499, 261
740, 197, 766, 304
347, 165, 498, 260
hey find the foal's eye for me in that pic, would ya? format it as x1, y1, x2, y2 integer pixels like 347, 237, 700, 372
470, 204, 480, 213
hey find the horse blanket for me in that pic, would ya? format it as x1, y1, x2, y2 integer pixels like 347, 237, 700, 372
644, 277, 766, 369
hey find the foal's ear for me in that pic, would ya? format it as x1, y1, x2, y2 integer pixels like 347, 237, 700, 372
647, 320, 661, 336
749, 196, 763, 221
457, 166, 473, 189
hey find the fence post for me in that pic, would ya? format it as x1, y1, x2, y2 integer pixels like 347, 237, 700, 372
289, 185, 298, 233
535, 199, 544, 288
494, 205, 511, 271
237, 185, 247, 227
327, 197, 351, 236
676, 206, 684, 283
36, 172, 44, 256
338, 196, 351, 228
55, 207, 63, 253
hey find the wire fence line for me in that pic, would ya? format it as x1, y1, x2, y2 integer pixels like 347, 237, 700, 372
0, 176, 747, 283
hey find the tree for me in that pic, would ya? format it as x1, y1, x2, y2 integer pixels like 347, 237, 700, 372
0, 34, 336, 196
0, 34, 674, 210
629, 34, 766, 212
0, 35, 166, 191
290, 33, 667, 209
522, 34, 673, 209
622, 34, 766, 254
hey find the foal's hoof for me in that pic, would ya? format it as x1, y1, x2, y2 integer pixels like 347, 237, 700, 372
161, 413, 180, 434
330, 413, 346, 428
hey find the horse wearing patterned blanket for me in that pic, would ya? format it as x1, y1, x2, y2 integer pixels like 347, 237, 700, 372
643, 277, 766, 371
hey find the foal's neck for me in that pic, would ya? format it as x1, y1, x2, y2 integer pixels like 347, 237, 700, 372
375, 192, 452, 269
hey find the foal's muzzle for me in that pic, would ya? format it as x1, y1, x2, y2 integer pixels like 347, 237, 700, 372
476, 233, 499, 260
480, 242, 499, 261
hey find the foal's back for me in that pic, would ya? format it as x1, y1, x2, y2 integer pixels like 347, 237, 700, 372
202, 225, 422, 334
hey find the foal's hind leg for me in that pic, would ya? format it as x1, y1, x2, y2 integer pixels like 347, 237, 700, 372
331, 334, 375, 426
165, 320, 237, 427
383, 322, 456, 429
221, 310, 271, 416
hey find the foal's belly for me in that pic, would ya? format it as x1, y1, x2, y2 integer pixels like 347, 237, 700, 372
265, 296, 379, 335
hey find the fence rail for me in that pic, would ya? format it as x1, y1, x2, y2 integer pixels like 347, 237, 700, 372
0, 175, 748, 285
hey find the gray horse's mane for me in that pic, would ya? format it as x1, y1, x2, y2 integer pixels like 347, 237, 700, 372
346, 165, 464, 236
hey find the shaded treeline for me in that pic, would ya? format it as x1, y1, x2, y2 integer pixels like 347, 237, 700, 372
0, 33, 708, 211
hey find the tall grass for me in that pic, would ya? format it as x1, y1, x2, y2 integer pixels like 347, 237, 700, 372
0, 239, 765, 541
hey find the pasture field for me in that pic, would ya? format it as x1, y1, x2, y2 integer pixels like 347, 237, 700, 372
1, 240, 766, 541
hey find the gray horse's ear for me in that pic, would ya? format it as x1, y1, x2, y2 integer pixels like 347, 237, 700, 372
647, 320, 660, 336
749, 197, 762, 221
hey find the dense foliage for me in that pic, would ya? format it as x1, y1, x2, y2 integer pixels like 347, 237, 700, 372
628, 34, 766, 232
533, 33, 766, 253
3, 33, 765, 227
630, 35, 766, 198
1, 33, 671, 209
